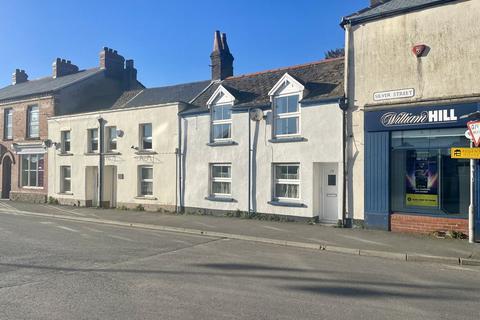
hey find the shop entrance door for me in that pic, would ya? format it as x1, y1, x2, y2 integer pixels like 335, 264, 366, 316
85, 166, 98, 207
320, 163, 338, 223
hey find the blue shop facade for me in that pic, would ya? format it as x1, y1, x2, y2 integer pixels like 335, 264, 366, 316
364, 102, 480, 240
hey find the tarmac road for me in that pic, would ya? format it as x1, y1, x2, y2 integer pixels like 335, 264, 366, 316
0, 211, 479, 320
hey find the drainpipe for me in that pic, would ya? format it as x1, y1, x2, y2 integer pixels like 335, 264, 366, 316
469, 140, 475, 243
98, 117, 105, 208
176, 114, 181, 213
341, 22, 352, 227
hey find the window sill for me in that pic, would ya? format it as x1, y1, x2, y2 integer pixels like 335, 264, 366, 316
205, 196, 237, 203
134, 150, 157, 155
134, 196, 157, 200
25, 137, 41, 141
105, 151, 121, 155
269, 137, 307, 144
84, 152, 99, 156
3, 138, 13, 142
268, 201, 307, 208
58, 192, 73, 195
207, 141, 238, 147
22, 186, 44, 190
58, 152, 73, 156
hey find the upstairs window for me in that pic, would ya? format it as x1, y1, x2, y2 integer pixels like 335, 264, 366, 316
106, 126, 117, 152
4, 108, 12, 140
88, 128, 98, 153
27, 105, 39, 138
211, 104, 232, 141
61, 130, 71, 153
273, 95, 300, 137
140, 124, 152, 150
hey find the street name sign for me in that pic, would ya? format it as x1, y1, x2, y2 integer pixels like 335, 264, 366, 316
451, 147, 480, 159
467, 120, 480, 147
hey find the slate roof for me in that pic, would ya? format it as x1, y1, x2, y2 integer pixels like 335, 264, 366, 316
109, 80, 213, 110
342, 0, 458, 25
0, 68, 102, 102
184, 57, 344, 115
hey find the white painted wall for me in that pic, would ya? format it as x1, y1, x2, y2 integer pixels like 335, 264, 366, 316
48, 103, 181, 209
181, 101, 343, 219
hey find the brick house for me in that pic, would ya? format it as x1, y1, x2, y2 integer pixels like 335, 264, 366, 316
0, 48, 143, 202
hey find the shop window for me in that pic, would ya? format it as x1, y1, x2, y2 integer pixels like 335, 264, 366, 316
21, 154, 44, 187
390, 128, 469, 216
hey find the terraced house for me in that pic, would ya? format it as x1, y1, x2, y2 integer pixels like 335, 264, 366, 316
0, 48, 143, 202
180, 31, 345, 222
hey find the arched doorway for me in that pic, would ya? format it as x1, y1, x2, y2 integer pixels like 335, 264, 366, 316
2, 156, 12, 199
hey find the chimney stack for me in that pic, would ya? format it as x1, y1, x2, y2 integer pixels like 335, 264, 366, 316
12, 69, 28, 85
210, 30, 234, 81
123, 59, 138, 89
99, 47, 125, 78
52, 58, 79, 78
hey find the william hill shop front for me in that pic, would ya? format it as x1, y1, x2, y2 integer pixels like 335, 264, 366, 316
364, 102, 480, 240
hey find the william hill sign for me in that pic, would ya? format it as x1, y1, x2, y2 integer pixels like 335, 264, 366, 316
365, 103, 479, 132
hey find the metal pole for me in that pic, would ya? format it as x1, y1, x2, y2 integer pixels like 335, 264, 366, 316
469, 140, 475, 243
248, 110, 251, 214
98, 117, 104, 208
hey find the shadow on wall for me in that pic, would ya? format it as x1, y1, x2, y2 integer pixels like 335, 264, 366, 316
252, 120, 260, 212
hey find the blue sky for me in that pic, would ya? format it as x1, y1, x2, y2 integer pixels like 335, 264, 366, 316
0, 0, 367, 88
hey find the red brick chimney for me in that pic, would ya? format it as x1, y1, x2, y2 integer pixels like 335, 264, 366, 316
210, 30, 234, 81
99, 47, 125, 78
52, 58, 79, 78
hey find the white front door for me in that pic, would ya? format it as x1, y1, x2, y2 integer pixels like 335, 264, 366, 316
321, 164, 338, 222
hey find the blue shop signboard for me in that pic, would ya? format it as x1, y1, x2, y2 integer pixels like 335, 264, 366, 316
365, 102, 480, 132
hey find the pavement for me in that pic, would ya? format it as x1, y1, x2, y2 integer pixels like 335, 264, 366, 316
1, 200, 480, 265
1, 210, 480, 320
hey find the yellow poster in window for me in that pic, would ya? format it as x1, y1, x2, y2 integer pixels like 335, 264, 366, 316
405, 194, 438, 207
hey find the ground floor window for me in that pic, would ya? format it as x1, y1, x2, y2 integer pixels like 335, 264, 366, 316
210, 164, 231, 197
60, 166, 71, 193
273, 163, 300, 201
21, 154, 44, 187
139, 166, 153, 196
391, 128, 469, 216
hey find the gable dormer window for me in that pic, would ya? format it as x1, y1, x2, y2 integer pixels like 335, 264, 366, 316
211, 103, 232, 141
273, 94, 300, 137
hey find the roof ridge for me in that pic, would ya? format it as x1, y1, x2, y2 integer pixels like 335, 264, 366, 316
16, 67, 100, 84
224, 57, 344, 80
146, 79, 210, 90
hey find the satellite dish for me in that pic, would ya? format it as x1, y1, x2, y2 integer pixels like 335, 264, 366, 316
116, 129, 124, 138
249, 108, 264, 121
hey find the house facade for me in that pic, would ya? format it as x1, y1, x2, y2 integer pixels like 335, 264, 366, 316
342, 0, 480, 239
47, 82, 211, 210
0, 48, 142, 203
180, 31, 345, 222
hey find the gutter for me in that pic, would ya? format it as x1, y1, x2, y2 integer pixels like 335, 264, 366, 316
340, 0, 458, 27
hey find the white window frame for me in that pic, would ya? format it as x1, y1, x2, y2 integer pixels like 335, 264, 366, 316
210, 163, 232, 197
60, 165, 71, 193
27, 105, 39, 138
87, 128, 98, 153
61, 130, 71, 154
140, 123, 152, 151
138, 166, 153, 196
21, 154, 44, 188
4, 108, 13, 140
273, 163, 300, 201
211, 103, 233, 142
106, 126, 117, 152
273, 94, 301, 138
